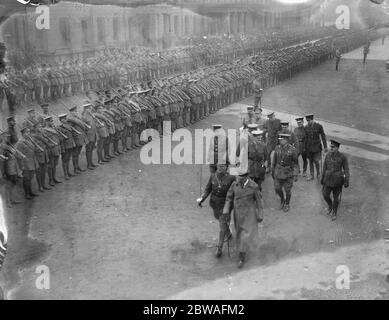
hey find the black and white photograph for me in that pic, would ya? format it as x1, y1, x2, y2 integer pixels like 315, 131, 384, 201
0, 0, 389, 302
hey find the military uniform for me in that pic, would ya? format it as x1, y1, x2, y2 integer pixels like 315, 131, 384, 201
294, 120, 307, 175
321, 140, 350, 220
305, 116, 327, 180
199, 170, 235, 257
271, 136, 299, 212
42, 117, 62, 185
264, 114, 282, 171
57, 115, 76, 180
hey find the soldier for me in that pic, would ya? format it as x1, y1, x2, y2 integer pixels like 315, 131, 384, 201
93, 104, 113, 162
363, 44, 369, 64
30, 123, 52, 192
252, 78, 263, 111
335, 49, 341, 71
15, 126, 40, 200
197, 163, 235, 258
254, 108, 266, 132
271, 133, 299, 213
294, 117, 308, 176
0, 132, 21, 207
264, 112, 282, 173
247, 130, 267, 192
6, 116, 18, 145
321, 140, 350, 221
81, 103, 99, 170
208, 124, 229, 174
242, 106, 256, 128
43, 116, 62, 185
223, 167, 263, 269
279, 121, 297, 147
57, 114, 76, 180
67, 106, 89, 174
305, 114, 327, 181
23, 108, 40, 130
37, 103, 52, 126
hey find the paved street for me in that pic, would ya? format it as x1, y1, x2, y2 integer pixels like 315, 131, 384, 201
1, 40, 389, 299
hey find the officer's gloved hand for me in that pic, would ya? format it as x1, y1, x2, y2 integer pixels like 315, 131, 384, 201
196, 198, 203, 207
257, 217, 263, 223
344, 180, 349, 188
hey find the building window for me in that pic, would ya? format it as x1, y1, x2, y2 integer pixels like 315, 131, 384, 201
97, 17, 106, 43
81, 19, 89, 45
163, 14, 171, 35
59, 17, 71, 47
113, 17, 119, 41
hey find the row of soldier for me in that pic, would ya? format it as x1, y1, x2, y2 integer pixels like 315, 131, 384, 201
0, 26, 360, 210
198, 109, 350, 268
0, 25, 375, 113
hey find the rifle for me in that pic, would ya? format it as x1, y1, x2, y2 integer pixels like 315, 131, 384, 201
26, 135, 44, 152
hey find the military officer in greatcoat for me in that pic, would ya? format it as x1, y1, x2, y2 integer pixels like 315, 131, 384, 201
252, 78, 263, 111
223, 167, 263, 269
271, 133, 299, 213
197, 163, 236, 258
321, 140, 350, 221
248, 130, 267, 191
279, 121, 297, 147
294, 117, 307, 176
305, 114, 327, 181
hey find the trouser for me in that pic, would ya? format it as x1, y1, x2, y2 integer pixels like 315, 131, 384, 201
274, 177, 294, 205
97, 137, 105, 162
61, 149, 72, 178
298, 152, 308, 173
322, 186, 342, 215
72, 145, 83, 172
307, 151, 321, 178
104, 135, 112, 158
132, 123, 140, 146
212, 205, 232, 251
121, 127, 129, 151
113, 131, 122, 154
35, 162, 48, 190
48, 154, 59, 184
4, 174, 17, 204
336, 60, 340, 71
22, 170, 35, 197
85, 141, 96, 167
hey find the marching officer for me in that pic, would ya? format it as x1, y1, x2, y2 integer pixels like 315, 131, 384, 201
294, 117, 308, 176
223, 167, 263, 269
197, 163, 236, 258
271, 133, 299, 213
248, 130, 267, 191
264, 112, 282, 173
294, 117, 308, 177
279, 121, 297, 147
321, 140, 350, 221
335, 49, 341, 71
305, 114, 327, 181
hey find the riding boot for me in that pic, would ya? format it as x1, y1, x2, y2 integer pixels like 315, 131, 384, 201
72, 157, 80, 175
215, 230, 225, 258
